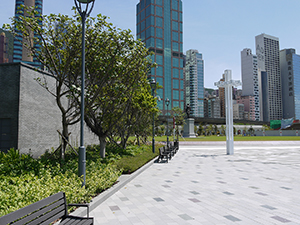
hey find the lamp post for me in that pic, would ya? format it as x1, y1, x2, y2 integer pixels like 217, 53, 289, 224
214, 70, 241, 155
74, 0, 95, 187
165, 98, 170, 146
150, 79, 156, 153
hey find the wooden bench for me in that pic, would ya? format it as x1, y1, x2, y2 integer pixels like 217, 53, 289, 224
0, 192, 93, 225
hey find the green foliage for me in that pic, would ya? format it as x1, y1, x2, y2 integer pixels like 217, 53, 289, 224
205, 88, 215, 95
115, 145, 159, 174
0, 147, 121, 217
197, 125, 203, 136
0, 149, 42, 177
0, 143, 161, 217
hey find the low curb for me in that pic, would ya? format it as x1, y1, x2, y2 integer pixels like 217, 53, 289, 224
71, 155, 158, 217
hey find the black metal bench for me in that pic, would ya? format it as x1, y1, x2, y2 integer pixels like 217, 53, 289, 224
157, 146, 171, 162
0, 192, 93, 225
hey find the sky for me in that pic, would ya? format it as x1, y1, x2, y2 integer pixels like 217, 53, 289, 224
1, 0, 300, 88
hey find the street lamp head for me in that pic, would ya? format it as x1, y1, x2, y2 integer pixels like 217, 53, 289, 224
76, 0, 94, 3
150, 79, 156, 90
165, 98, 170, 107
74, 0, 95, 17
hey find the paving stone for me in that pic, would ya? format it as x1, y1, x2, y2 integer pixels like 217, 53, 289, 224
224, 215, 242, 222
261, 205, 277, 210
178, 214, 194, 221
109, 206, 120, 211
83, 141, 300, 225
271, 216, 291, 223
153, 198, 164, 202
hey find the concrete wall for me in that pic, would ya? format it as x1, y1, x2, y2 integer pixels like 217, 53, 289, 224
0, 62, 98, 157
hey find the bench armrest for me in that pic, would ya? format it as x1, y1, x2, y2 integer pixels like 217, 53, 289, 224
68, 203, 90, 218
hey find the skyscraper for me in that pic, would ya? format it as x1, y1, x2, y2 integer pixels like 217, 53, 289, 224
280, 48, 300, 120
218, 74, 225, 118
136, 0, 184, 113
255, 33, 282, 121
241, 48, 260, 121
13, 0, 43, 68
0, 33, 9, 64
185, 49, 204, 117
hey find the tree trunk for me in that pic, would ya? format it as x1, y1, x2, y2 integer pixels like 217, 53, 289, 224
136, 134, 140, 146
99, 136, 106, 158
61, 116, 69, 161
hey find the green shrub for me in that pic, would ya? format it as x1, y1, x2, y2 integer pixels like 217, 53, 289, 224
115, 144, 159, 174
0, 148, 43, 177
0, 147, 122, 217
0, 143, 160, 217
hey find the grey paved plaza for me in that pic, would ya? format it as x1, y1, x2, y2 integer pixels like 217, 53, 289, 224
84, 141, 300, 224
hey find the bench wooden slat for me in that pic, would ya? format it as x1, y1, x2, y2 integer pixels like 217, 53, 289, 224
0, 191, 93, 225
0, 192, 65, 225
13, 199, 65, 225
38, 211, 66, 225
26, 205, 66, 225
60, 216, 93, 225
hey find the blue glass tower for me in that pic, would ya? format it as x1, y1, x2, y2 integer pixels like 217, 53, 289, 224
136, 0, 184, 113
13, 0, 43, 68
293, 54, 300, 120
185, 49, 204, 117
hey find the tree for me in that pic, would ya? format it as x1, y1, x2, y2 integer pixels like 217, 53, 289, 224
248, 126, 254, 136
81, 17, 157, 157
213, 124, 218, 135
5, 7, 156, 159
4, 7, 84, 159
108, 85, 158, 149
171, 107, 185, 140
220, 125, 225, 136
157, 125, 165, 136
207, 124, 213, 136
197, 124, 203, 136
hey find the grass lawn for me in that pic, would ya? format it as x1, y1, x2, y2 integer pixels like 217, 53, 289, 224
153, 135, 300, 142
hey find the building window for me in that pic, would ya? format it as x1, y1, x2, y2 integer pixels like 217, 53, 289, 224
172, 0, 178, 10
172, 11, 178, 20
146, 38, 154, 47
172, 31, 178, 41
172, 21, 178, 31
173, 80, 179, 89
156, 54, 163, 65
156, 28, 163, 38
173, 90, 179, 99
156, 6, 162, 16
157, 66, 163, 76
156, 0, 162, 6
172, 42, 178, 51
173, 68, 179, 78
156, 17, 163, 27
173, 58, 179, 67
156, 39, 163, 49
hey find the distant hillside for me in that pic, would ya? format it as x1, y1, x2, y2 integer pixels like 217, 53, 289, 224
0, 28, 14, 60
205, 88, 215, 94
